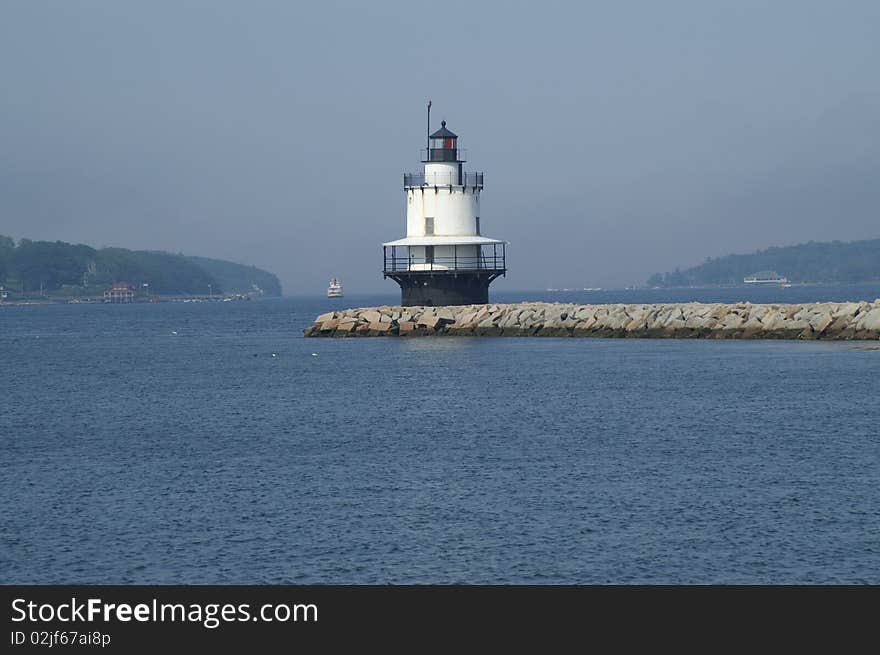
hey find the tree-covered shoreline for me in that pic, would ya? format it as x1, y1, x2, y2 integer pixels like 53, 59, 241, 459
0, 235, 281, 298
647, 238, 880, 288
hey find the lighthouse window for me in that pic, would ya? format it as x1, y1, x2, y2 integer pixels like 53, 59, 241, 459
424, 217, 434, 235
475, 216, 481, 235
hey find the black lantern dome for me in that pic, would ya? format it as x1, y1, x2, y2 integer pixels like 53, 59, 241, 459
423, 121, 464, 162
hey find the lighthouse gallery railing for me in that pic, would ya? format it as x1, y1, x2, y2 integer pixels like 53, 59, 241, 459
383, 246, 505, 273
404, 172, 484, 188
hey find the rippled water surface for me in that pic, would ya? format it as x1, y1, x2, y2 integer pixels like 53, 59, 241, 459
2, 286, 879, 583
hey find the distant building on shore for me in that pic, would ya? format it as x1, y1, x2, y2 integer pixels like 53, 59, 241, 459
104, 282, 135, 303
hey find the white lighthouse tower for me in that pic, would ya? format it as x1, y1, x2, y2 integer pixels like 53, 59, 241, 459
383, 106, 506, 306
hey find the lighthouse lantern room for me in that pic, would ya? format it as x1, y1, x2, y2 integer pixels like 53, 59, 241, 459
383, 106, 506, 306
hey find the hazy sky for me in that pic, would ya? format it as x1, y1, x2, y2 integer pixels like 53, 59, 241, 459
2, 0, 878, 293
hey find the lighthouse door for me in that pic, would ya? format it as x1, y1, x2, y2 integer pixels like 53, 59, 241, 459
425, 245, 434, 267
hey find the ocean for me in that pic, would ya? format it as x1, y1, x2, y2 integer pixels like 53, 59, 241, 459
2, 284, 879, 583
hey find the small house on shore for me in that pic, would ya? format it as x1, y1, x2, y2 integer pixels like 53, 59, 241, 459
104, 282, 135, 303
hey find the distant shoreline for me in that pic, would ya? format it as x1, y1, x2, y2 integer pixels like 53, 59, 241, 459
646, 237, 880, 288
643, 281, 880, 290
0, 294, 255, 307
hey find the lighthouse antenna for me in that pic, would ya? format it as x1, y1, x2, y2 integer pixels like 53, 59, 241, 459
426, 100, 432, 158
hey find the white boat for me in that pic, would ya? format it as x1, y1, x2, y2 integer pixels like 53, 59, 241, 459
744, 271, 789, 285
327, 278, 343, 298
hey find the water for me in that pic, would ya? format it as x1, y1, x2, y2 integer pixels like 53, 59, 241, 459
1, 284, 879, 583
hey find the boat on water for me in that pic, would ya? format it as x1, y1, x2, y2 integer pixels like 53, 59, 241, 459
744, 270, 789, 286
327, 278, 343, 298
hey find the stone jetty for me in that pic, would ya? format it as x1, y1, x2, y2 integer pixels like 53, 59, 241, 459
304, 300, 880, 340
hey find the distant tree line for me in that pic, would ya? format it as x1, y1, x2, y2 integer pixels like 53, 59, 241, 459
0, 235, 282, 297
647, 238, 880, 287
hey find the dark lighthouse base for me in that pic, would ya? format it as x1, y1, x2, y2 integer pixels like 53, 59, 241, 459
386, 271, 502, 306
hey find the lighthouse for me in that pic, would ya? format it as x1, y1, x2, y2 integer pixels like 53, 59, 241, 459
383, 107, 506, 306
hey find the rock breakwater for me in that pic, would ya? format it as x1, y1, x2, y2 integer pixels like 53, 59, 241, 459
304, 300, 880, 340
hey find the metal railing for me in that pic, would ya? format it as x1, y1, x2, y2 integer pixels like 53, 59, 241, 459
419, 148, 467, 162
403, 171, 484, 188
383, 254, 505, 273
